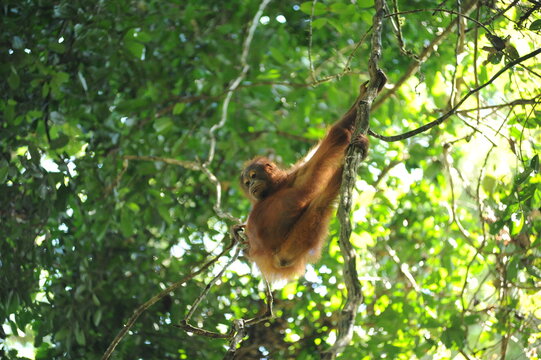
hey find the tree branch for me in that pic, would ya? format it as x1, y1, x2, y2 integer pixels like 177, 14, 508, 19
179, 245, 243, 337
373, 0, 478, 110
101, 235, 238, 360
102, 2, 274, 357
369, 47, 541, 142
452, 96, 541, 114
321, 1, 386, 358
205, 0, 271, 166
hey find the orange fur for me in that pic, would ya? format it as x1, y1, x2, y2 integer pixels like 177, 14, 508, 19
240, 83, 377, 282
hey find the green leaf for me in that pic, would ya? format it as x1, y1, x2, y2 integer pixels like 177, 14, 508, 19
506, 256, 520, 280
487, 51, 503, 64
360, 10, 373, 25
50, 72, 70, 99
530, 154, 539, 172
120, 210, 134, 237
115, 98, 151, 113
173, 102, 186, 115
511, 212, 524, 236
327, 18, 344, 33
330, 3, 353, 15
464, 314, 480, 325
125, 40, 145, 58
42, 83, 50, 98
530, 19, 541, 30
258, 69, 281, 79
0, 160, 9, 183
157, 205, 173, 224
442, 321, 466, 348
482, 176, 497, 193
50, 133, 70, 150
525, 263, 541, 278
515, 168, 533, 186
8, 71, 20, 90
28, 144, 40, 166
300, 2, 327, 16
270, 47, 286, 64
479, 65, 488, 83
74, 323, 86, 346
55, 185, 69, 211
358, 0, 374, 7
49, 42, 66, 54
93, 309, 103, 327
126, 202, 141, 212
138, 162, 157, 175
96, 221, 109, 242
312, 18, 327, 30
52, 71, 70, 86
509, 126, 522, 140
533, 187, 541, 208
154, 117, 173, 133
505, 45, 519, 60
134, 30, 152, 43
35, 343, 52, 358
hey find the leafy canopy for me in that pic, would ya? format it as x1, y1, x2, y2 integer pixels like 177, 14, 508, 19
1, 0, 540, 359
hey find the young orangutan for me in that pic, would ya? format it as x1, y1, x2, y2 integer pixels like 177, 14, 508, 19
240, 78, 385, 282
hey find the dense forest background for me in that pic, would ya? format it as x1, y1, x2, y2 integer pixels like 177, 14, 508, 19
1, 0, 540, 359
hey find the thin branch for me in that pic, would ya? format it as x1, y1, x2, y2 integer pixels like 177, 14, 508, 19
372, 159, 403, 189
205, 0, 271, 166
222, 320, 248, 360
384, 244, 437, 318
452, 96, 541, 114
341, 26, 373, 76
373, 0, 478, 110
308, 0, 318, 83
103, 158, 129, 195
176, 221, 271, 353
480, 0, 519, 28
120, 155, 241, 223
387, 0, 419, 60
385, 245, 420, 292
460, 146, 493, 311
457, 114, 498, 147
180, 245, 243, 337
245, 279, 274, 326
473, 3, 481, 126
517, 1, 541, 27
201, 165, 241, 223
385, 7, 491, 33
460, 107, 510, 314
203, 0, 271, 223
442, 143, 475, 247
123, 155, 201, 171
102, 236, 238, 360
223, 279, 273, 359
102, 4, 274, 358
459, 349, 474, 360
369, 47, 541, 142
448, 0, 467, 108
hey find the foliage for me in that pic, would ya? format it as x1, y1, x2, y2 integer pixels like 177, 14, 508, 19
1, 0, 540, 359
